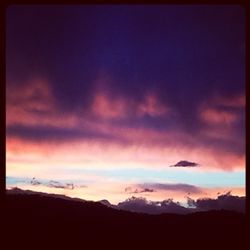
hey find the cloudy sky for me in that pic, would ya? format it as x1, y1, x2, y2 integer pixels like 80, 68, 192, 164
6, 5, 245, 205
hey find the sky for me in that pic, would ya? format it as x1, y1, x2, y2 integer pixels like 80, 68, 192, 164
6, 5, 245, 205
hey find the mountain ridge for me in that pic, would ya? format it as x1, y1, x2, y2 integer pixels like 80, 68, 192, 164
4, 188, 247, 248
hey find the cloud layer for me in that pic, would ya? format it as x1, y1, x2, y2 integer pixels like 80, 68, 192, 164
117, 193, 245, 214
136, 183, 202, 194
6, 6, 245, 203
6, 77, 245, 171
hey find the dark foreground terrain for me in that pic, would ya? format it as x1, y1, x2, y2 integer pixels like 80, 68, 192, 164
4, 189, 247, 248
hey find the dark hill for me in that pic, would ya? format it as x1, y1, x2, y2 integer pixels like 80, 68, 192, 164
3, 189, 247, 248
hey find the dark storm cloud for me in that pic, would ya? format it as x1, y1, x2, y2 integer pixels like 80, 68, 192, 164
98, 5, 245, 133
6, 124, 123, 143
6, 6, 100, 110
112, 115, 178, 132
6, 5, 245, 153
6, 6, 245, 111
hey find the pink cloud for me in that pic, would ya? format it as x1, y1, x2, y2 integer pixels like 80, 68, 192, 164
136, 93, 169, 117
6, 79, 81, 128
7, 78, 54, 110
6, 80, 245, 173
91, 93, 129, 119
6, 79, 55, 125
91, 91, 169, 120
200, 108, 238, 125
198, 95, 244, 164
214, 94, 245, 108
199, 93, 245, 126
123, 184, 245, 205
6, 129, 245, 173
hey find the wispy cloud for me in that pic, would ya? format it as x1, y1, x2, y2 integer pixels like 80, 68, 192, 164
23, 177, 84, 190
125, 186, 155, 194
137, 183, 202, 194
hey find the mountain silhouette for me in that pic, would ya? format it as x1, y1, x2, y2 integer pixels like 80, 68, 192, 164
4, 188, 247, 248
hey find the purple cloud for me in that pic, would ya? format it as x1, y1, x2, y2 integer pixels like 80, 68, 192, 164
117, 197, 189, 214
170, 160, 199, 167
138, 183, 202, 194
194, 192, 245, 213
116, 193, 245, 214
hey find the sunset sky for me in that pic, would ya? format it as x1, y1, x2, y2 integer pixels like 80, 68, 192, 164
6, 5, 245, 205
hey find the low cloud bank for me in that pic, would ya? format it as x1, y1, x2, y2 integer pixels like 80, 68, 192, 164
117, 197, 189, 214
7, 186, 245, 214
117, 192, 245, 214
193, 191, 245, 213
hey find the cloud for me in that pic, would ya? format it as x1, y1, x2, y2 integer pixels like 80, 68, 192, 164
6, 6, 245, 130
91, 89, 170, 120
29, 177, 76, 190
193, 192, 245, 213
136, 92, 169, 118
6, 126, 245, 172
6, 79, 56, 126
137, 183, 202, 194
213, 94, 245, 108
200, 107, 238, 125
6, 124, 124, 143
6, 7, 245, 174
197, 95, 245, 159
47, 181, 75, 190
125, 187, 155, 194
170, 160, 199, 167
30, 177, 41, 186
116, 193, 245, 214
117, 196, 189, 214
91, 93, 129, 119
